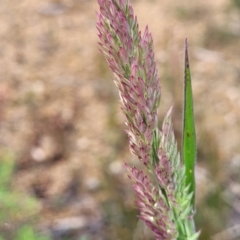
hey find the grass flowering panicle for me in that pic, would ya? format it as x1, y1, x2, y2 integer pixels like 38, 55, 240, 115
126, 164, 177, 239
97, 0, 160, 167
97, 0, 199, 239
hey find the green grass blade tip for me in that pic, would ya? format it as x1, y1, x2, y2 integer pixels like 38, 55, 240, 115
182, 38, 196, 208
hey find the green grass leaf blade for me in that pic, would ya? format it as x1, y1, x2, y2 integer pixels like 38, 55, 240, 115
182, 38, 196, 208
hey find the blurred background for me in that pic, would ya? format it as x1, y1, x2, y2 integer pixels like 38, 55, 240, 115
0, 0, 240, 239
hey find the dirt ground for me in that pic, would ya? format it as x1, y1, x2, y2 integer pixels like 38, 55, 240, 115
1, 0, 240, 239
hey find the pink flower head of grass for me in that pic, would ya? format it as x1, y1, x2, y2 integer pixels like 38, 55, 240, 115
97, 0, 160, 167
97, 0, 199, 239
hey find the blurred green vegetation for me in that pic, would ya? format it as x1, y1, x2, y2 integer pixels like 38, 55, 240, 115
232, 0, 240, 9
0, 150, 50, 240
